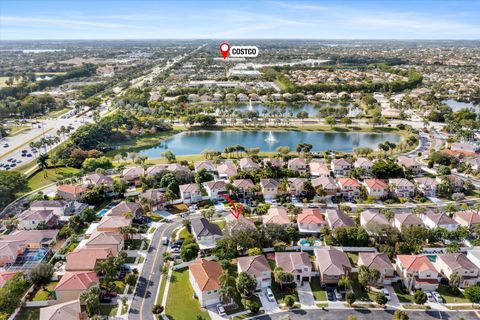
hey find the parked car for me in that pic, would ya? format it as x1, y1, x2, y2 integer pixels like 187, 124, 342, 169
216, 304, 226, 316
326, 288, 335, 301
382, 288, 391, 301
426, 291, 435, 302
265, 288, 275, 302
433, 291, 443, 303
334, 289, 343, 301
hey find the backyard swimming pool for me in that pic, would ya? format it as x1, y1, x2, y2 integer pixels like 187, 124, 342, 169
97, 209, 109, 217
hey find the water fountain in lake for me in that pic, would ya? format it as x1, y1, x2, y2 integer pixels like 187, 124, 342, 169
265, 131, 277, 143
247, 99, 254, 111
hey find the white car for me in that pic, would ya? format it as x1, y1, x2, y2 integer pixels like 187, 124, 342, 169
216, 304, 226, 316
382, 288, 391, 301
265, 288, 275, 302
433, 291, 443, 303
426, 291, 435, 302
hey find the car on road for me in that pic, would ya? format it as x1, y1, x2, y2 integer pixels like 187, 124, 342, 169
265, 288, 275, 302
216, 304, 226, 316
382, 288, 391, 301
433, 291, 443, 303
3, 144, 9, 148
161, 237, 169, 246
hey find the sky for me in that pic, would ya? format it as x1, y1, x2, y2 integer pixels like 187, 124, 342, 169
1, 0, 480, 40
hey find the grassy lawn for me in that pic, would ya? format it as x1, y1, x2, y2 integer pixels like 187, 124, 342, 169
178, 227, 192, 240
346, 252, 359, 267
125, 256, 137, 264
124, 239, 143, 250
165, 268, 211, 320
403, 305, 431, 310
149, 227, 156, 233
213, 220, 226, 230
271, 282, 299, 304
392, 282, 414, 303
99, 304, 118, 316
350, 275, 375, 302
6, 125, 30, 136
310, 277, 327, 301
156, 272, 168, 306
437, 284, 469, 303
32, 281, 58, 301
27, 167, 80, 191
113, 280, 126, 293
15, 307, 40, 320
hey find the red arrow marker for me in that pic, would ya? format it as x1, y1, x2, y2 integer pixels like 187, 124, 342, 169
220, 193, 243, 219
219, 42, 230, 59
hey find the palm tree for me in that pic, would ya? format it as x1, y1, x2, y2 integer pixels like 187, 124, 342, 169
219, 270, 236, 304
37, 153, 49, 177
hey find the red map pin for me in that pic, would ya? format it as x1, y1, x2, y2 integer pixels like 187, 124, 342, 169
219, 42, 230, 59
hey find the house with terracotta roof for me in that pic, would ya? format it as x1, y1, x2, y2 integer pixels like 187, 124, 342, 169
191, 218, 222, 250
179, 183, 202, 204
297, 208, 325, 235
325, 209, 355, 229
239, 158, 260, 172
57, 184, 87, 201
260, 179, 280, 200
389, 178, 415, 198
194, 160, 216, 173
287, 158, 307, 173
331, 158, 351, 176
287, 178, 307, 196
39, 299, 85, 320
0, 271, 19, 288
237, 255, 271, 290
434, 253, 479, 288
188, 258, 222, 307
231, 179, 255, 199
309, 161, 330, 177
363, 179, 389, 199
17, 209, 56, 230
311, 176, 338, 196
65, 248, 112, 271
122, 167, 143, 186
397, 156, 422, 175
139, 189, 166, 211
393, 213, 424, 231
263, 207, 291, 226
414, 177, 439, 197
337, 178, 361, 201
0, 240, 26, 267
97, 215, 132, 233
205, 180, 227, 200
454, 210, 480, 228
360, 210, 389, 234
396, 255, 440, 291
422, 212, 458, 232
54, 271, 99, 302
354, 157, 373, 175
314, 247, 352, 285
216, 162, 238, 179
358, 252, 394, 285
85, 231, 124, 254
275, 252, 312, 284
109, 201, 143, 219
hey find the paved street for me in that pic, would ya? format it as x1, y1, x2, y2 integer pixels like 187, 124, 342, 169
256, 309, 478, 320
128, 219, 183, 320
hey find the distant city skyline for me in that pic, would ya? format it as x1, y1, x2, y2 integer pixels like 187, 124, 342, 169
1, 0, 480, 40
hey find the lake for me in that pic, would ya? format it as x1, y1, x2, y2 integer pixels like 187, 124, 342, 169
443, 99, 479, 111
216, 102, 361, 118
139, 130, 401, 157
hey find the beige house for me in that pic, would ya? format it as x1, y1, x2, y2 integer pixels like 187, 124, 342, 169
311, 176, 338, 196
414, 177, 439, 197
191, 218, 223, 250
231, 179, 255, 199
434, 253, 479, 288
39, 299, 85, 320
239, 158, 260, 172
85, 231, 124, 255
354, 157, 373, 175
396, 255, 440, 291
205, 180, 227, 200
275, 252, 312, 284
287, 158, 307, 173
325, 209, 355, 229
260, 179, 280, 200
263, 207, 290, 226
194, 160, 216, 173
54, 271, 98, 303
389, 178, 415, 198
454, 210, 480, 228
314, 247, 352, 285
358, 252, 394, 285
216, 162, 238, 179
287, 178, 307, 196
57, 184, 87, 201
393, 212, 424, 231
17, 209, 55, 230
179, 183, 202, 204
397, 156, 422, 175
237, 255, 272, 290
360, 210, 389, 234
331, 158, 351, 176
309, 161, 330, 177
189, 259, 222, 307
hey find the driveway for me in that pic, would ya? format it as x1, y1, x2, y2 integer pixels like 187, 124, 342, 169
259, 289, 281, 313
297, 283, 315, 307
383, 285, 400, 308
